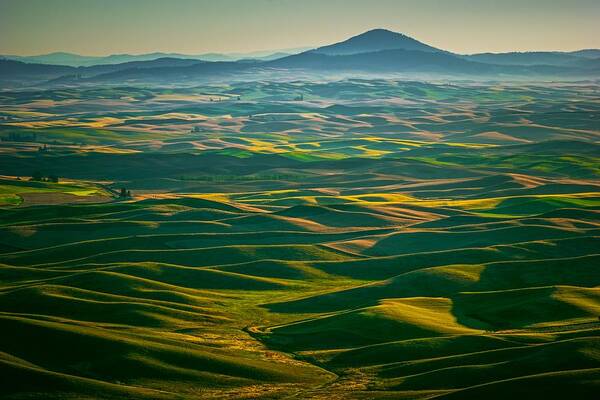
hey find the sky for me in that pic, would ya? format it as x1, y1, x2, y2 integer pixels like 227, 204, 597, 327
1, 0, 599, 56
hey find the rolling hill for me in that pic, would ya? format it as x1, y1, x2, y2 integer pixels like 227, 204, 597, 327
0, 59, 599, 399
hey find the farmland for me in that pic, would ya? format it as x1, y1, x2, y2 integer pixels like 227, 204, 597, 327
1, 80, 599, 399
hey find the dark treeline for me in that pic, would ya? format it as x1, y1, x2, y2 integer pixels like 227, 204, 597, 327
2, 132, 38, 142
180, 174, 309, 182
30, 171, 59, 183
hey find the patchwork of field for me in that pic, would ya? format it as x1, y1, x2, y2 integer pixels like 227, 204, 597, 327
2, 81, 599, 156
0, 81, 599, 399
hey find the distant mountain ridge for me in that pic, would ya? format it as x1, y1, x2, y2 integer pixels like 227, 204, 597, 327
0, 57, 206, 77
0, 47, 310, 67
463, 51, 600, 67
1, 28, 599, 86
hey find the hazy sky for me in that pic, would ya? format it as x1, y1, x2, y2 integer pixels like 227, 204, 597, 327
1, 0, 599, 56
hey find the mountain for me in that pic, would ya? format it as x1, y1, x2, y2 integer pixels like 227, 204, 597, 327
0, 52, 103, 67
83, 57, 203, 75
267, 48, 587, 78
569, 49, 600, 59
1, 29, 599, 87
252, 52, 293, 61
0, 59, 74, 80
0, 58, 205, 80
311, 28, 442, 55
270, 48, 475, 72
0, 52, 200, 67
87, 60, 247, 83
464, 51, 599, 67
1, 47, 310, 67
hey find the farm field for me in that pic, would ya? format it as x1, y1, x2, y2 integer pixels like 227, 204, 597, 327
1, 80, 599, 399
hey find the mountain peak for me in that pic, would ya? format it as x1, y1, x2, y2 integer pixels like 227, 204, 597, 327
312, 28, 442, 56
355, 28, 408, 38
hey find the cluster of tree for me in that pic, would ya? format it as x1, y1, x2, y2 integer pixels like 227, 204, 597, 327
119, 188, 132, 198
38, 144, 49, 152
30, 171, 59, 183
1, 132, 37, 142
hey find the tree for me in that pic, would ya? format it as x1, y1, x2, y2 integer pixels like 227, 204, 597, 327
120, 188, 128, 197
126, 190, 132, 198
31, 171, 43, 181
48, 175, 59, 183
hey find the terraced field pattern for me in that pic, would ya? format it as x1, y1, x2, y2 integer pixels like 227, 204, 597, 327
1, 80, 599, 399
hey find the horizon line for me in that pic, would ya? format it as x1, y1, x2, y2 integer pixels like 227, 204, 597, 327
3, 28, 599, 58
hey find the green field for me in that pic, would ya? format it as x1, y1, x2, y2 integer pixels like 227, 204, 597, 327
0, 80, 599, 399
